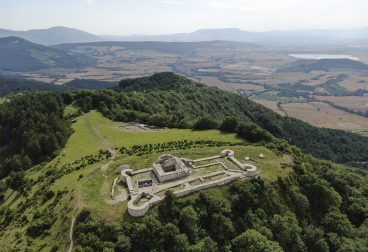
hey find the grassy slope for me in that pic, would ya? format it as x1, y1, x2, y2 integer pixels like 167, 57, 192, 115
63, 104, 79, 117
59, 110, 241, 164
0, 111, 289, 251
355, 130, 368, 137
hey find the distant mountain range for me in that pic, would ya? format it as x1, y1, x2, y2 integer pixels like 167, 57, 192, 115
112, 27, 368, 46
1, 26, 368, 46
2, 34, 368, 73
0, 26, 101, 46
0, 36, 94, 72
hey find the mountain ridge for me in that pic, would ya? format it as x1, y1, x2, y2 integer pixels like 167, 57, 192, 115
0, 36, 95, 72
112, 27, 368, 45
2, 26, 368, 46
0, 26, 101, 45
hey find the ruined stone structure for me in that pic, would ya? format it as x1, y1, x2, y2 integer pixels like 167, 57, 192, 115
120, 150, 259, 217
153, 154, 190, 182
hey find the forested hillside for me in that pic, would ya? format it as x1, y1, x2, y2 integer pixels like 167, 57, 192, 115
73, 72, 368, 167
63, 79, 118, 90
278, 58, 368, 73
0, 93, 71, 178
1, 72, 367, 180
0, 76, 69, 97
0, 76, 119, 98
74, 153, 368, 251
0, 73, 367, 251
0, 36, 94, 72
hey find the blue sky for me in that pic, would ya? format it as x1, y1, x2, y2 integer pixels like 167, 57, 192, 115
0, 0, 367, 35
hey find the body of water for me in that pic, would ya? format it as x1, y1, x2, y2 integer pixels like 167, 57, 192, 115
289, 54, 360, 61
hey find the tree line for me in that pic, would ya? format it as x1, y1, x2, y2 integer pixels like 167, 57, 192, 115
70, 72, 368, 168
0, 93, 71, 178
1, 72, 367, 182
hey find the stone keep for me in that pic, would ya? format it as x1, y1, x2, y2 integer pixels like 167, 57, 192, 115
153, 154, 190, 182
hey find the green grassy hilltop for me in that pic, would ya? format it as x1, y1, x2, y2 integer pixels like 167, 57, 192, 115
0, 110, 288, 251
1, 73, 367, 251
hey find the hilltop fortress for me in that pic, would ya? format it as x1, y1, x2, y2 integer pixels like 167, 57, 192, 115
120, 149, 258, 217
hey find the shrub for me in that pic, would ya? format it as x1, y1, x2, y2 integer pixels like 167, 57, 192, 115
237, 122, 272, 142
193, 117, 218, 130
220, 117, 238, 132
27, 217, 53, 237
44, 190, 55, 201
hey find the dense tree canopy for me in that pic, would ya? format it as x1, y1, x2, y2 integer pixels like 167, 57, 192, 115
73, 152, 368, 251
220, 117, 238, 132
71, 72, 368, 167
0, 76, 69, 97
232, 229, 283, 252
0, 73, 368, 251
0, 93, 71, 178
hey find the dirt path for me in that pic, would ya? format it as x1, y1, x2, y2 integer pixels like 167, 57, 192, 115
85, 114, 118, 171
68, 204, 83, 252
101, 150, 117, 171
85, 114, 111, 150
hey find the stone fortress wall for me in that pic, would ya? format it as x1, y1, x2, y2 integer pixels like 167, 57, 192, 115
121, 149, 259, 217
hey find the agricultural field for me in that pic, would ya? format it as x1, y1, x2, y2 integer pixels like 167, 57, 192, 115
339, 73, 368, 91
254, 96, 368, 132
303, 73, 330, 86
18, 41, 308, 90
197, 76, 264, 92
0, 110, 290, 251
281, 102, 368, 131
314, 95, 368, 112
11, 40, 368, 133
251, 90, 307, 103
253, 100, 286, 116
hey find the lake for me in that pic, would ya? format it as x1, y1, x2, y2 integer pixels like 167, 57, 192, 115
289, 54, 360, 61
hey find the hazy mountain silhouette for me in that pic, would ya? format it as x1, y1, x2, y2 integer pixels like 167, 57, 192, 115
111, 27, 368, 45
1, 26, 368, 46
0, 36, 94, 71
0, 26, 101, 45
